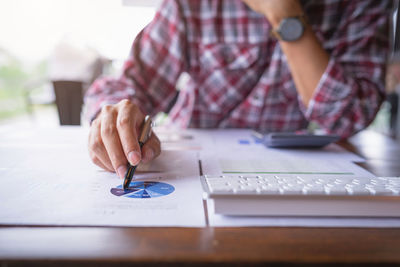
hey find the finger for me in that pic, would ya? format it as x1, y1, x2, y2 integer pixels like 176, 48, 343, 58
100, 105, 128, 178
88, 118, 114, 171
116, 100, 144, 166
141, 132, 161, 163
90, 152, 113, 172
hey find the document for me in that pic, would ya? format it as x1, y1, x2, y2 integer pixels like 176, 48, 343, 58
217, 158, 370, 176
201, 129, 365, 161
200, 129, 372, 177
0, 127, 206, 227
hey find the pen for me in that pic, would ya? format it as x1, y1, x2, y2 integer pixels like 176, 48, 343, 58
123, 115, 152, 190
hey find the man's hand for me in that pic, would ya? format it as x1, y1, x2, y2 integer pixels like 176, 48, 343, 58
242, 0, 303, 27
88, 99, 161, 178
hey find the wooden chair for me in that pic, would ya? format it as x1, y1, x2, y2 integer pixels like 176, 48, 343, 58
52, 80, 83, 125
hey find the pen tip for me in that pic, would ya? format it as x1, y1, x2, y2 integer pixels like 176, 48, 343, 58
123, 181, 129, 190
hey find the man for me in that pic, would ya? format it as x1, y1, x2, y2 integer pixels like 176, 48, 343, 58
85, 0, 390, 177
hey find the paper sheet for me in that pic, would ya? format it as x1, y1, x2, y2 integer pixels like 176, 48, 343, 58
202, 129, 366, 162
200, 129, 373, 178
0, 127, 205, 227
218, 158, 370, 175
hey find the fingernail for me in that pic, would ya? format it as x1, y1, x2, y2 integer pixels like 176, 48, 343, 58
117, 165, 127, 179
128, 151, 141, 165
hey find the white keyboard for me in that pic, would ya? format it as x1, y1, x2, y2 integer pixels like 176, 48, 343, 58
203, 175, 400, 196
201, 175, 400, 217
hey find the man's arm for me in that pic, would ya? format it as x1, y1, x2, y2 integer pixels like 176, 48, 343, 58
243, 0, 390, 137
85, 0, 187, 176
242, 0, 329, 107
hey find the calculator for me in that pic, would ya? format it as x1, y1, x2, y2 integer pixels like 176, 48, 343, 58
253, 132, 340, 148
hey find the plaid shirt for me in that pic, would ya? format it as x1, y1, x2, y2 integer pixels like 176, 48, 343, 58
85, 0, 390, 138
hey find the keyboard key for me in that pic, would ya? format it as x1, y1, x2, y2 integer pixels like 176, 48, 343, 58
235, 186, 257, 193
209, 185, 234, 193
369, 188, 395, 195
325, 186, 348, 195
385, 188, 400, 195
346, 186, 371, 195
246, 178, 263, 185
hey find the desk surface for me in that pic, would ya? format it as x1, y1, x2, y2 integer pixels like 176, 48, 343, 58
1, 130, 400, 266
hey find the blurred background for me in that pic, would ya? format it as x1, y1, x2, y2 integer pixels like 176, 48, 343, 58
0, 0, 399, 140
0, 0, 159, 127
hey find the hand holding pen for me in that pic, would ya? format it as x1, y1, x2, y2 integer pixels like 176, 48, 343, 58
88, 99, 161, 178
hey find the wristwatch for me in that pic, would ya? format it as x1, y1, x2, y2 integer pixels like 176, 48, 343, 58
271, 15, 307, 42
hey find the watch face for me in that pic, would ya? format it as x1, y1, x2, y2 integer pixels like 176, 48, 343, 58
279, 17, 304, 41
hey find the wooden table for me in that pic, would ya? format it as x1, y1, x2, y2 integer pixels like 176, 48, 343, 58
1, 130, 400, 266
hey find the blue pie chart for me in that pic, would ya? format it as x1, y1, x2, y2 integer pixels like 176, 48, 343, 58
110, 181, 175, 198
